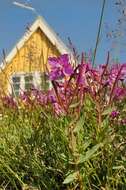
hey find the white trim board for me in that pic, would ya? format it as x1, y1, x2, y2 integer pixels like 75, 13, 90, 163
0, 16, 72, 70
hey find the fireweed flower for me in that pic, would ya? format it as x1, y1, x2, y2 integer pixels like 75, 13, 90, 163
53, 102, 65, 116
77, 63, 89, 86
110, 110, 120, 119
36, 92, 48, 105
77, 62, 100, 88
120, 118, 126, 125
2, 54, 126, 117
37, 94, 48, 105
20, 91, 32, 105
2, 96, 17, 109
113, 87, 126, 100
48, 54, 74, 80
109, 64, 126, 85
47, 89, 56, 103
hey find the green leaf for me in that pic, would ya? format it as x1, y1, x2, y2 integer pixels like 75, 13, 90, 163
73, 117, 84, 133
122, 104, 126, 112
63, 171, 78, 184
83, 140, 91, 151
78, 143, 103, 164
60, 153, 68, 161
101, 118, 109, 129
69, 101, 80, 108
112, 165, 124, 170
102, 107, 113, 116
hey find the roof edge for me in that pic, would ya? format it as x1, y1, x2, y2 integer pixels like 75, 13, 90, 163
0, 16, 72, 70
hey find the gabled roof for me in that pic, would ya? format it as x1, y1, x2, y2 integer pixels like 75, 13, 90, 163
0, 16, 72, 70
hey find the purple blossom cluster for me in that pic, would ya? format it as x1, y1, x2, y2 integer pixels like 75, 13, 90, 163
110, 110, 120, 119
1, 53, 126, 120
45, 54, 126, 117
2, 96, 17, 109
48, 54, 74, 80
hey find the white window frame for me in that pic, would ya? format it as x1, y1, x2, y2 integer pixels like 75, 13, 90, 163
9, 71, 51, 96
11, 75, 21, 96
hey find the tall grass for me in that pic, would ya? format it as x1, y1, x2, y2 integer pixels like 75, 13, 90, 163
0, 106, 69, 189
0, 55, 126, 189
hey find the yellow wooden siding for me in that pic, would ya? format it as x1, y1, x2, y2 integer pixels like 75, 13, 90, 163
0, 28, 60, 93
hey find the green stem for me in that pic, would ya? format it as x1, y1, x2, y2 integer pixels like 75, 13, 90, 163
92, 0, 106, 67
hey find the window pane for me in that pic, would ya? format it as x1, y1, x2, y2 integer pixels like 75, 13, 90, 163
40, 73, 49, 91
25, 75, 33, 82
24, 74, 33, 91
12, 76, 20, 83
25, 83, 33, 90
13, 84, 20, 90
12, 76, 21, 96
13, 90, 20, 97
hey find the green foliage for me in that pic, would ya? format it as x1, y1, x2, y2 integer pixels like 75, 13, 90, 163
63, 172, 78, 184
0, 96, 126, 190
0, 107, 69, 189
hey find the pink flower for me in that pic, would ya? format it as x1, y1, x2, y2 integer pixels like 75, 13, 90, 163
20, 92, 31, 105
77, 63, 89, 86
110, 110, 119, 119
113, 87, 126, 100
109, 63, 126, 85
48, 54, 74, 80
53, 102, 65, 116
47, 90, 56, 103
2, 96, 17, 109
120, 118, 126, 125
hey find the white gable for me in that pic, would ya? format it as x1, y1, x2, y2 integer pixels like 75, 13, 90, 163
0, 16, 72, 70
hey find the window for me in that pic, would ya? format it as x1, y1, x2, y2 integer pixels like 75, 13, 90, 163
11, 72, 50, 96
40, 73, 49, 91
12, 76, 21, 96
24, 74, 33, 91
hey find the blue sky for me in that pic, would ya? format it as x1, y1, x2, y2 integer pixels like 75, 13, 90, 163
0, 0, 123, 64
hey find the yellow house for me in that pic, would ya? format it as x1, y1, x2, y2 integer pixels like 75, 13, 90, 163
0, 16, 71, 96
